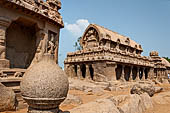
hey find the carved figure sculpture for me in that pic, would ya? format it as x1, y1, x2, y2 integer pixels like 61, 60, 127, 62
48, 33, 56, 54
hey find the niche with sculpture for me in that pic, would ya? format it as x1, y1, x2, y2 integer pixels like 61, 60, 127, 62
83, 28, 99, 49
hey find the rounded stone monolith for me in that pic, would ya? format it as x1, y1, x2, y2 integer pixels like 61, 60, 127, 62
20, 54, 69, 113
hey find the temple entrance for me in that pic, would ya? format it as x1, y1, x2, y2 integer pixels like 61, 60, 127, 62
6, 18, 37, 69
89, 65, 94, 80
81, 64, 86, 78
116, 64, 122, 80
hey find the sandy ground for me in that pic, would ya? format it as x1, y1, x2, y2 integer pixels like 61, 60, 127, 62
2, 84, 170, 113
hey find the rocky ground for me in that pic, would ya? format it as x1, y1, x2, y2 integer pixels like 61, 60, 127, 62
1, 78, 170, 113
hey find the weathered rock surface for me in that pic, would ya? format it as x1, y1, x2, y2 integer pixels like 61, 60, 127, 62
130, 83, 156, 97
69, 78, 136, 93
62, 94, 83, 105
66, 92, 153, 113
108, 93, 153, 113
0, 83, 17, 112
152, 91, 170, 104
154, 86, 163, 94
69, 78, 105, 95
69, 99, 120, 113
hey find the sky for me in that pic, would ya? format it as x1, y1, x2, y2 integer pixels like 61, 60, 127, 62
58, 0, 170, 68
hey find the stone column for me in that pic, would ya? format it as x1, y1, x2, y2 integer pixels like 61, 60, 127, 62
0, 17, 11, 68
120, 65, 125, 82
86, 65, 91, 80
64, 64, 70, 77
129, 66, 133, 81
141, 68, 145, 81
70, 65, 77, 78
106, 62, 117, 81
148, 68, 154, 80
113, 64, 117, 81
77, 65, 82, 79
135, 67, 140, 81
165, 70, 169, 79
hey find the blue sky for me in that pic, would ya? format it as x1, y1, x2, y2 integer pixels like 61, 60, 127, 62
58, 0, 170, 68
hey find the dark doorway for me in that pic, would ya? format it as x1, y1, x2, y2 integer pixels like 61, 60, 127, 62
139, 68, 143, 79
145, 68, 148, 79
6, 19, 37, 69
124, 66, 131, 81
81, 64, 86, 78
89, 65, 94, 80
74, 65, 77, 76
132, 67, 137, 80
116, 64, 122, 80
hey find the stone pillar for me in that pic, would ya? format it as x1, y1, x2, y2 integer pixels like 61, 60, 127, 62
141, 68, 145, 81
120, 65, 125, 82
0, 17, 11, 68
86, 65, 91, 80
113, 64, 117, 81
106, 62, 117, 81
148, 68, 154, 80
64, 64, 70, 77
129, 66, 133, 81
77, 65, 82, 79
70, 65, 77, 78
165, 70, 169, 79
136, 67, 140, 81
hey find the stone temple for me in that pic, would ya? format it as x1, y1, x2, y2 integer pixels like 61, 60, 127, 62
0, 0, 63, 105
64, 24, 170, 82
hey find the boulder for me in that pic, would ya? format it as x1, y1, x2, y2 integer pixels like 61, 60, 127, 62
154, 86, 163, 93
0, 83, 17, 112
69, 99, 120, 113
62, 94, 82, 105
130, 83, 155, 97
108, 93, 153, 113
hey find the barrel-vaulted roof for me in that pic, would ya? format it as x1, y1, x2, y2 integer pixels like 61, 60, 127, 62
82, 24, 143, 51
161, 58, 170, 68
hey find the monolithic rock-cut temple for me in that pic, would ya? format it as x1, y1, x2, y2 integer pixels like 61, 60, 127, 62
64, 24, 170, 82
0, 0, 63, 102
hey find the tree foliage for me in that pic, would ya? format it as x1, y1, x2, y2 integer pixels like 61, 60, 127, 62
73, 37, 82, 51
163, 57, 170, 63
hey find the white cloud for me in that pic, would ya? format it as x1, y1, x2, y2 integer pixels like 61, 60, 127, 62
65, 19, 90, 37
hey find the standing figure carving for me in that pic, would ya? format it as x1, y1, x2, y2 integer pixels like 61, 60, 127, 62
47, 33, 56, 55
31, 30, 47, 65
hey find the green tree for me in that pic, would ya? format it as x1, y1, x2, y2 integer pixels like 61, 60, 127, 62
73, 37, 82, 51
163, 57, 170, 63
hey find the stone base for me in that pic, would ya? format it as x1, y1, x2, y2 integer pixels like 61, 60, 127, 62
0, 59, 10, 68
28, 107, 59, 113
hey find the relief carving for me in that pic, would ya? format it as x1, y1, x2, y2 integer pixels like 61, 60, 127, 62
85, 29, 97, 42
47, 33, 56, 55
34, 30, 48, 62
